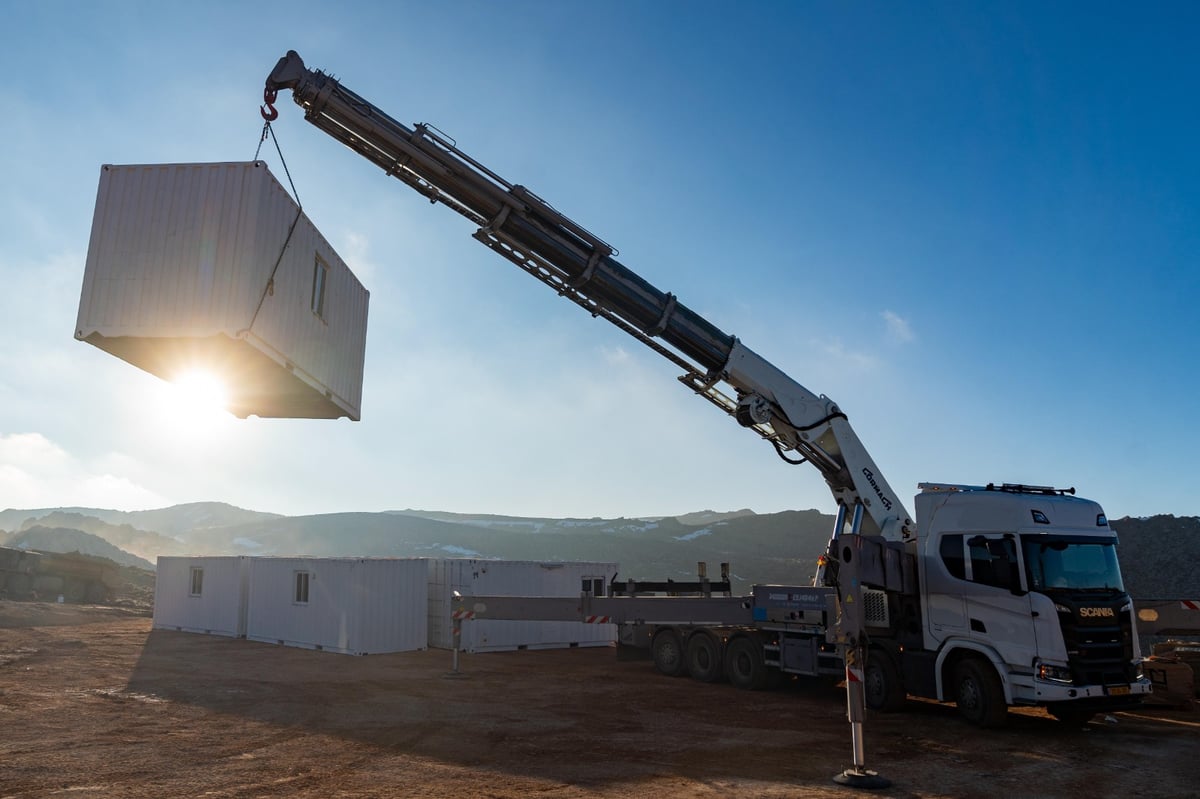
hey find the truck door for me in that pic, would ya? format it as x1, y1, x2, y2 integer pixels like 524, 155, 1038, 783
962, 535, 1038, 669
925, 533, 968, 644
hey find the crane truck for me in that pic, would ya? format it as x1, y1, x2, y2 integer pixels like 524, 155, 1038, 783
262, 51, 1150, 763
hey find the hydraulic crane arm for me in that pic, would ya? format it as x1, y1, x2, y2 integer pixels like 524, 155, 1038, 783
265, 51, 913, 540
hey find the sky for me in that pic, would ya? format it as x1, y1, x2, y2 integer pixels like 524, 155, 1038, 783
1, 2, 1198, 521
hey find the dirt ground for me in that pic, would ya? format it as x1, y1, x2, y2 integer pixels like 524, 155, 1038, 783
2, 602, 1198, 799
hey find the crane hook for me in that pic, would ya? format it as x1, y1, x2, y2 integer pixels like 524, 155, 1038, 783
260, 87, 279, 121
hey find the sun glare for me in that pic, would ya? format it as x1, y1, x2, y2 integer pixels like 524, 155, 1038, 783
168, 369, 231, 418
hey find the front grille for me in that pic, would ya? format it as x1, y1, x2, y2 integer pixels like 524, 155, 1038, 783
1059, 597, 1136, 684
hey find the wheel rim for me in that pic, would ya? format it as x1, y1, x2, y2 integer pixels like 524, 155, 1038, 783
958, 676, 980, 712
656, 635, 682, 672
866, 666, 883, 704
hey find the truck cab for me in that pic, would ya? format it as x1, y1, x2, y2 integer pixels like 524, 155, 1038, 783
912, 483, 1150, 722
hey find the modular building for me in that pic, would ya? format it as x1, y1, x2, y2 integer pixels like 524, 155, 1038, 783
428, 559, 618, 653
76, 161, 369, 420
153, 556, 249, 638
245, 557, 428, 655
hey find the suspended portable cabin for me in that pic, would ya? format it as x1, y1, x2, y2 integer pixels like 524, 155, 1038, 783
75, 161, 369, 420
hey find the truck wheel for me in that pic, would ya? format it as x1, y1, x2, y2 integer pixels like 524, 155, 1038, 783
685, 632, 724, 683
865, 649, 907, 712
954, 658, 1008, 728
725, 636, 769, 691
651, 629, 687, 677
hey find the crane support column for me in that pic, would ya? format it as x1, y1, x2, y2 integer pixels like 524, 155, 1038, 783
832, 502, 890, 789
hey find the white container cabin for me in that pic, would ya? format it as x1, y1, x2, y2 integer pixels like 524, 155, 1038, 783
153, 556, 249, 638
76, 161, 369, 420
427, 559, 618, 653
245, 557, 427, 655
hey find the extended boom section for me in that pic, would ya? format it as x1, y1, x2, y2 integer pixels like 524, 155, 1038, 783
265, 51, 912, 540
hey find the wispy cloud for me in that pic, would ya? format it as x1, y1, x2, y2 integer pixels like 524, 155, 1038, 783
882, 310, 914, 344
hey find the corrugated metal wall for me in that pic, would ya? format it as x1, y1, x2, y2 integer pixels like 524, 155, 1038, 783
76, 161, 369, 420
427, 559, 618, 652
245, 557, 427, 655
152, 556, 613, 655
153, 556, 248, 637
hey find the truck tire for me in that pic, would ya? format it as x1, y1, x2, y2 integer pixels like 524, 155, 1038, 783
865, 648, 907, 712
954, 658, 1008, 728
725, 636, 769, 691
685, 632, 724, 683
651, 629, 687, 677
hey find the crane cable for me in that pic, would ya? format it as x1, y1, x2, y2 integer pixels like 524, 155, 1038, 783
246, 89, 304, 334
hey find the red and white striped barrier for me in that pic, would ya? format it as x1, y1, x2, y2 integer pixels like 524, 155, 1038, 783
584, 615, 611, 624
452, 609, 475, 620
1182, 600, 1200, 611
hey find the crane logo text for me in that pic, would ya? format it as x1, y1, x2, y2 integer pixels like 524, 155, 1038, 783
861, 468, 893, 511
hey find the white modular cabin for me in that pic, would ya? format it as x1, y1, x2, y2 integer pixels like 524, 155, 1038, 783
76, 161, 370, 420
428, 559, 619, 653
245, 557, 428, 655
153, 556, 249, 638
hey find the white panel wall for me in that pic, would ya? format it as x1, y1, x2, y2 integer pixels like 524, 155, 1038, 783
427, 559, 618, 652
153, 556, 248, 638
245, 558, 427, 655
76, 161, 369, 420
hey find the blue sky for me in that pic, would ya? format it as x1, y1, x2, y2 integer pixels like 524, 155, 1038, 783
1, 2, 1197, 520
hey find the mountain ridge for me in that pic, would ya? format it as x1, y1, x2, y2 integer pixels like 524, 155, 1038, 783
2, 504, 1196, 598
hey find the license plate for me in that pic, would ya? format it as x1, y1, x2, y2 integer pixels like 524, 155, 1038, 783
1108, 685, 1131, 696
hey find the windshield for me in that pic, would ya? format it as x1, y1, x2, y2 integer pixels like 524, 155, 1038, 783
1021, 536, 1124, 592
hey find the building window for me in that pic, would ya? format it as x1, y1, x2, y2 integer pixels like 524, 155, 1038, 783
311, 255, 329, 319
294, 570, 311, 604
189, 567, 204, 597
582, 577, 606, 597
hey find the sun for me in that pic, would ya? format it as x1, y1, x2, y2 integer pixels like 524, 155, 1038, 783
166, 368, 231, 419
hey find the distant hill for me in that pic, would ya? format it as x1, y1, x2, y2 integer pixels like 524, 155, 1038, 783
1, 526, 154, 570
16, 511, 189, 563
0, 502, 281, 539
169, 508, 832, 591
2, 502, 1196, 600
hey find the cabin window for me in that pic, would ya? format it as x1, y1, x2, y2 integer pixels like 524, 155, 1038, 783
311, 255, 329, 319
968, 535, 1021, 591
294, 570, 311, 604
939, 535, 965, 580
189, 567, 204, 597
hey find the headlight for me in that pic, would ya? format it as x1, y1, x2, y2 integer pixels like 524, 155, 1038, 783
1054, 603, 1072, 614
1037, 660, 1074, 684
